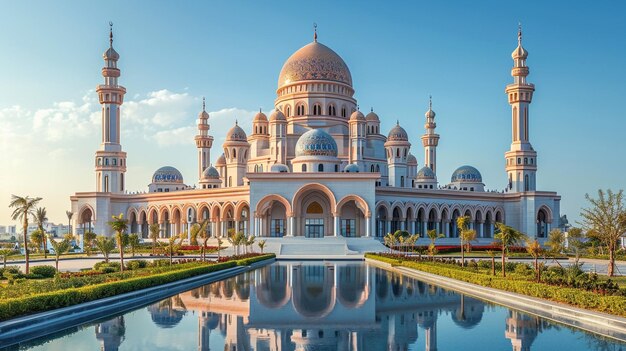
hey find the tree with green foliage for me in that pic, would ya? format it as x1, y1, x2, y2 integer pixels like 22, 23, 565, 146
109, 213, 128, 272
47, 235, 72, 272
567, 227, 586, 265
426, 229, 444, 257
127, 233, 140, 257
227, 230, 246, 255
30, 230, 45, 255
217, 238, 223, 261
245, 235, 256, 254
34, 207, 49, 258
580, 189, 626, 277
485, 250, 496, 276
149, 223, 160, 255
159, 233, 185, 265
9, 195, 42, 274
258, 239, 266, 254
456, 216, 476, 267
83, 232, 97, 256
190, 221, 209, 259
94, 236, 116, 263
384, 233, 397, 252
0, 247, 17, 269
494, 222, 527, 277
526, 239, 543, 282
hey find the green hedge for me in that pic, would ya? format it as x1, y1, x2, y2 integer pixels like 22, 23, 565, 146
0, 254, 275, 321
366, 253, 626, 317
236, 253, 276, 266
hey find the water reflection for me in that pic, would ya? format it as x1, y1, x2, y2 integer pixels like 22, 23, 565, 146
14, 262, 626, 351
146, 263, 489, 351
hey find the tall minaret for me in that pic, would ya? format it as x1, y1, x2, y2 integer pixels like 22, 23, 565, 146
195, 98, 214, 181
349, 108, 366, 167
504, 25, 537, 192
95, 22, 127, 193
421, 96, 440, 174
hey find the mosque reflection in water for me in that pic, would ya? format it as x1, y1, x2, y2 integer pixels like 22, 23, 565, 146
95, 263, 546, 351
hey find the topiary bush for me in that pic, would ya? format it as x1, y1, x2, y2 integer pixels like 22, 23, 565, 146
31, 265, 57, 278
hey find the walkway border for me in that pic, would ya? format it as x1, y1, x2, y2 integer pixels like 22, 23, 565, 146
366, 258, 626, 341
0, 258, 275, 348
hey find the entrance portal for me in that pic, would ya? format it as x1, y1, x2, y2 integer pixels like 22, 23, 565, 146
305, 218, 324, 238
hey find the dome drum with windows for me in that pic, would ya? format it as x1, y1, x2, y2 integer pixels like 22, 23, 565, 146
295, 129, 338, 157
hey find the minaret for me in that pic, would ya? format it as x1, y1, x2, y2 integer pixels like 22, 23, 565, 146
421, 96, 440, 174
504, 25, 537, 192
223, 121, 250, 187
384, 122, 411, 187
195, 98, 214, 181
349, 108, 366, 167
95, 22, 127, 193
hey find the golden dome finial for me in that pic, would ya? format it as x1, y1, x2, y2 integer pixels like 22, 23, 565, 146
429, 95, 432, 110
518, 22, 522, 45
313, 22, 318, 42
202, 97, 206, 111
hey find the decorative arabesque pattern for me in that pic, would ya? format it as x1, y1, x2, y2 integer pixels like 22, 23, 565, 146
451, 165, 483, 183
152, 166, 184, 184
278, 42, 352, 88
295, 129, 338, 157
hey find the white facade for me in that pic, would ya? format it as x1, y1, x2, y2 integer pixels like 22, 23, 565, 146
70, 26, 560, 243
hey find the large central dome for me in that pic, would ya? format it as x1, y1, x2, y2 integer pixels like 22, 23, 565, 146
278, 41, 352, 89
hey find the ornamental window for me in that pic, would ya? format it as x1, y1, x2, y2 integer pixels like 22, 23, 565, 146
313, 104, 322, 116
328, 105, 336, 116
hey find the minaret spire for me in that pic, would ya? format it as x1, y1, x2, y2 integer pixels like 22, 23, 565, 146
313, 23, 318, 42
196, 97, 213, 182
109, 21, 113, 47
95, 22, 127, 193
421, 96, 439, 174
505, 25, 537, 193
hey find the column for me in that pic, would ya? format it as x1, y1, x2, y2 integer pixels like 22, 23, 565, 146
250, 217, 255, 237
288, 216, 294, 237
444, 220, 450, 237
159, 223, 165, 238
477, 221, 484, 238
400, 219, 406, 231
187, 221, 192, 241
422, 221, 427, 236
386, 221, 391, 235
366, 217, 371, 237
334, 215, 340, 237
435, 222, 440, 235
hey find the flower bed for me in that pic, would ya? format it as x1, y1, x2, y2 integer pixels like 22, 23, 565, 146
0, 253, 275, 321
366, 253, 626, 317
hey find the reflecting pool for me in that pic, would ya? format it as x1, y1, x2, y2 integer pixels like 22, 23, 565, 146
5, 262, 626, 350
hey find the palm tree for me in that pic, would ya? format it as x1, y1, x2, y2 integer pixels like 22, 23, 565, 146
526, 239, 543, 282
191, 221, 209, 260
128, 233, 140, 257
9, 195, 42, 274
30, 230, 45, 255
149, 223, 160, 255
246, 235, 256, 254
456, 216, 473, 267
485, 250, 496, 275
0, 247, 17, 269
217, 238, 224, 261
34, 207, 48, 258
258, 239, 266, 254
159, 233, 185, 265
566, 227, 586, 265
108, 213, 128, 272
83, 231, 97, 256
66, 210, 74, 238
426, 229, 444, 257
494, 222, 527, 277
383, 233, 397, 252
48, 235, 72, 272
94, 235, 116, 263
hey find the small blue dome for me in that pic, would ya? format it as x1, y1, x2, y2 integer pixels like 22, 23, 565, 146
270, 163, 290, 173
451, 165, 482, 183
152, 166, 184, 184
202, 166, 220, 179
344, 164, 359, 173
295, 129, 338, 157
417, 166, 435, 179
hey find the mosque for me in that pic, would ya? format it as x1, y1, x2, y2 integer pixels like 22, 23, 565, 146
70, 25, 560, 246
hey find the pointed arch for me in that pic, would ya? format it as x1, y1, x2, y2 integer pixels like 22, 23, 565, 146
292, 183, 337, 217
78, 204, 96, 224
256, 194, 293, 217
336, 194, 371, 218
234, 200, 251, 221
375, 201, 391, 219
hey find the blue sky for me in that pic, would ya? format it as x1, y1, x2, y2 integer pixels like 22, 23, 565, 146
1, 1, 624, 226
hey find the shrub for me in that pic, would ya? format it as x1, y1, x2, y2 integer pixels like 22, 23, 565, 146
513, 263, 533, 277
126, 260, 148, 270
99, 267, 117, 274
24, 274, 44, 279
31, 265, 57, 278
477, 260, 492, 269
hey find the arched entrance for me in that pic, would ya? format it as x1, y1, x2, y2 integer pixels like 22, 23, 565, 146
293, 184, 336, 238
255, 195, 292, 237
536, 207, 551, 238
376, 204, 389, 237
79, 206, 94, 234
336, 196, 368, 238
